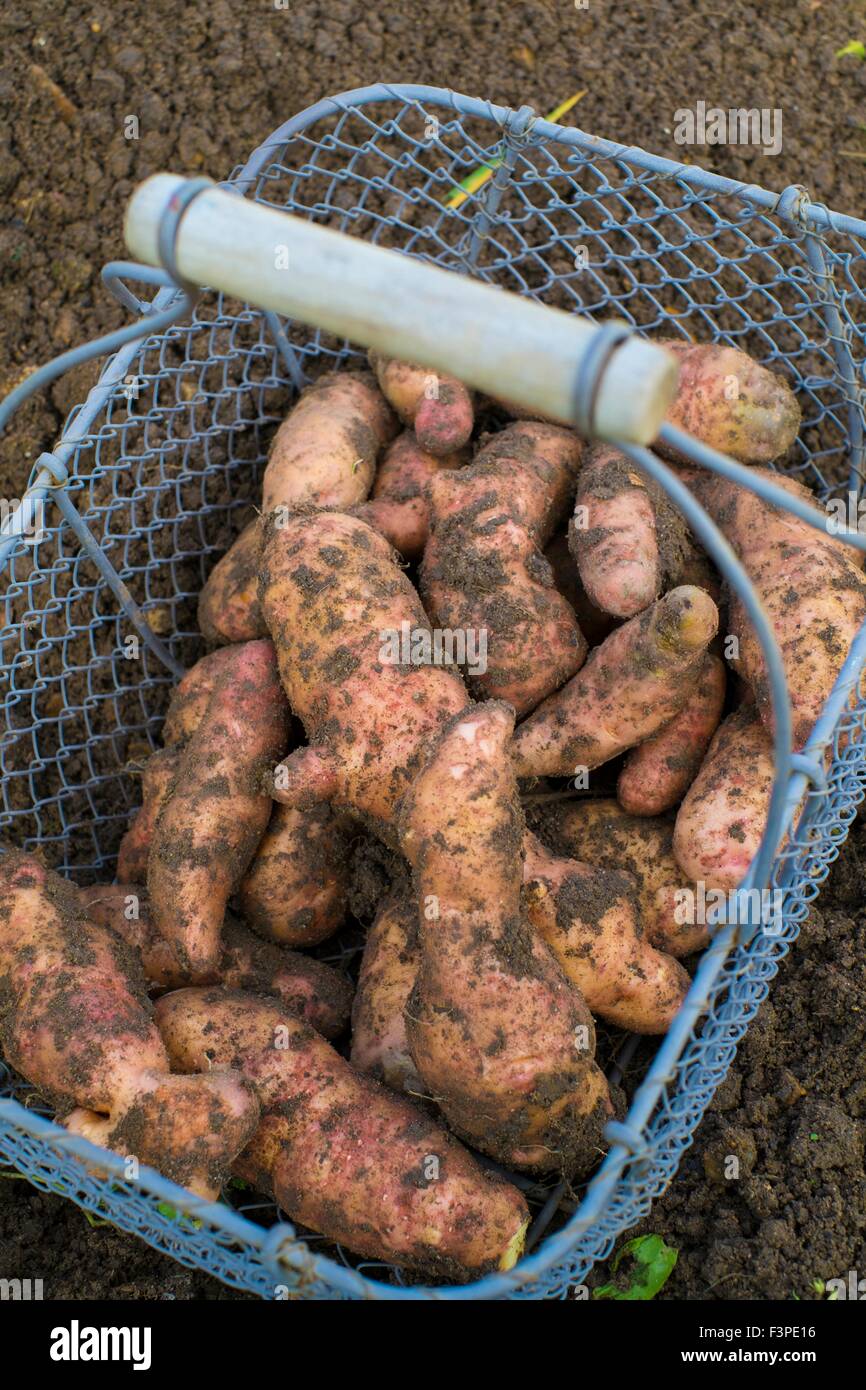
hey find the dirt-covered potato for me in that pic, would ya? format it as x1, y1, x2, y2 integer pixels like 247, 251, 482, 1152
156, 986, 529, 1281
657, 340, 801, 463
523, 833, 690, 1031
399, 701, 611, 1174
80, 883, 352, 1038
421, 421, 586, 715
368, 352, 474, 456
350, 891, 421, 1095
531, 798, 707, 958
513, 586, 719, 778
0, 853, 259, 1199
617, 654, 726, 816
148, 639, 289, 978
260, 510, 468, 836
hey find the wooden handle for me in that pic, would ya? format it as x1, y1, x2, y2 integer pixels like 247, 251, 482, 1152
125, 173, 678, 445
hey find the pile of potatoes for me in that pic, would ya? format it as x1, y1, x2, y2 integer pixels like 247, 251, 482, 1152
2, 334, 864, 1285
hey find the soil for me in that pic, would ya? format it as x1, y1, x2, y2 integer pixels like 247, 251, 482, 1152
2, 0, 866, 1301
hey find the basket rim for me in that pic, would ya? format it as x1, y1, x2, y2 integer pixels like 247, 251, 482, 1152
238, 82, 866, 240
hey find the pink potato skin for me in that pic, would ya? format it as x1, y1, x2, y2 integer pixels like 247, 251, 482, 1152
368, 352, 474, 457
263, 370, 397, 513
0, 853, 258, 1199
683, 466, 866, 750
656, 340, 801, 464
512, 585, 719, 779
147, 639, 289, 979
259, 510, 469, 837
197, 521, 268, 647
155, 987, 530, 1281
236, 800, 349, 948
571, 444, 660, 618
79, 883, 352, 1039
161, 645, 240, 747
535, 797, 708, 958
673, 703, 779, 892
350, 891, 422, 1096
522, 834, 689, 1033
420, 422, 587, 716
198, 373, 398, 648
116, 746, 180, 886
617, 654, 727, 816
398, 701, 612, 1174
351, 430, 466, 561
118, 646, 254, 886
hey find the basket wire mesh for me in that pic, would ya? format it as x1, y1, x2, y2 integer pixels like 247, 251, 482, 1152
2, 84, 866, 1299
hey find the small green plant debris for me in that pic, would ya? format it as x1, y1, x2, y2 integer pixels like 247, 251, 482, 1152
157, 1201, 202, 1230
83, 1209, 112, 1229
806, 1278, 839, 1301
593, 1234, 678, 1301
836, 40, 866, 59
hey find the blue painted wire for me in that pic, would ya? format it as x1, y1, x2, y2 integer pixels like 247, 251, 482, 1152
659, 423, 866, 555
0, 279, 195, 438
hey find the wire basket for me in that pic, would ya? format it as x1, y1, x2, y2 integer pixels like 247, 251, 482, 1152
2, 84, 866, 1300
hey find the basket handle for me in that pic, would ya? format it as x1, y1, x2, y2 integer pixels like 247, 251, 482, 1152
124, 173, 678, 446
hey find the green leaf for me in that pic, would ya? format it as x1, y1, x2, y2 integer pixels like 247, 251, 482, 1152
593, 1235, 678, 1301
83, 1209, 112, 1229
157, 1201, 201, 1230
836, 40, 866, 59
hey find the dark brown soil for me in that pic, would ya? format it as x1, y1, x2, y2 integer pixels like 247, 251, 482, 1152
2, 0, 866, 1300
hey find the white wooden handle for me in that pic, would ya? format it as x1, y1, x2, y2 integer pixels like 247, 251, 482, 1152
125, 173, 678, 445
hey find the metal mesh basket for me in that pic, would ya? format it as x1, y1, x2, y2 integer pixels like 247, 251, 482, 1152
2, 85, 866, 1300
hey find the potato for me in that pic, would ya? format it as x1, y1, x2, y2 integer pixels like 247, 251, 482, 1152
544, 530, 617, 647
571, 444, 659, 618
657, 340, 801, 463
198, 372, 397, 648
568, 444, 687, 619
80, 883, 352, 1038
148, 639, 289, 978
420, 422, 586, 715
352, 430, 466, 560
197, 521, 267, 647
673, 703, 779, 893
685, 466, 866, 749
0, 853, 258, 1199
119, 646, 269, 887
617, 654, 727, 815
236, 800, 349, 948
116, 746, 179, 885
260, 510, 468, 836
512, 585, 719, 778
523, 833, 689, 1031
155, 987, 530, 1281
350, 891, 421, 1095
368, 352, 474, 456
532, 798, 707, 957
161, 645, 239, 747
398, 702, 611, 1174
263, 370, 397, 512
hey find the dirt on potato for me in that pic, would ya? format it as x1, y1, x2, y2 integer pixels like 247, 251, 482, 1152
2, 0, 866, 1300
